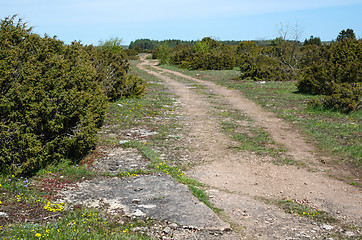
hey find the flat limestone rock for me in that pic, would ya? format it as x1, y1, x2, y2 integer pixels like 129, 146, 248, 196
60, 173, 229, 231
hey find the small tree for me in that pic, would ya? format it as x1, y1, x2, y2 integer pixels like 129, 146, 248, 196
194, 37, 219, 54
336, 29, 356, 42
98, 37, 123, 55
156, 44, 170, 64
303, 36, 322, 46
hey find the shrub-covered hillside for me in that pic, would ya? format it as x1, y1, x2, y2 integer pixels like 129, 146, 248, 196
0, 16, 146, 176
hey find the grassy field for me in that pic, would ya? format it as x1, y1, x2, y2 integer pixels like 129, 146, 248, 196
160, 65, 361, 178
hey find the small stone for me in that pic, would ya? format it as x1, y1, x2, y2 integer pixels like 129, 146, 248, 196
0, 212, 9, 218
169, 223, 178, 230
131, 227, 142, 232
132, 199, 141, 204
322, 224, 334, 230
345, 231, 355, 237
139, 204, 156, 209
119, 140, 129, 144
132, 209, 146, 217
163, 226, 172, 234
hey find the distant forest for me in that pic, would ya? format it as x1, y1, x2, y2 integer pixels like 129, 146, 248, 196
128, 38, 331, 51
128, 39, 276, 51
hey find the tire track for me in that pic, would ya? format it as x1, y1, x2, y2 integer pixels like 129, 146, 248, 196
137, 56, 362, 239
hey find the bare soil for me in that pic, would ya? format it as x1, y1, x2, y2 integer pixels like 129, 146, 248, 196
137, 56, 361, 239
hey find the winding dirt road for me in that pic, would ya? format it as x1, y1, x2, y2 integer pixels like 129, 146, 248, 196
137, 56, 361, 239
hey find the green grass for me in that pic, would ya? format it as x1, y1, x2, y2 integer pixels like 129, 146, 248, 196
225, 81, 361, 168
271, 198, 337, 224
1, 207, 151, 240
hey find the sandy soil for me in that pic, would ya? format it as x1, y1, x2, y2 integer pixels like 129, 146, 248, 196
137, 55, 361, 239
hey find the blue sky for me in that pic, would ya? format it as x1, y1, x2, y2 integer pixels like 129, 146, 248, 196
2, 0, 362, 45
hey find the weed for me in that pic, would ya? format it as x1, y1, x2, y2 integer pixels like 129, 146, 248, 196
275, 199, 337, 223
1, 207, 151, 239
260, 197, 337, 224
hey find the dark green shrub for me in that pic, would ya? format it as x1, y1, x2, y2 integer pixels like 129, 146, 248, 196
303, 36, 322, 46
309, 83, 361, 113
153, 44, 170, 64
1, 16, 127, 176
85, 45, 145, 101
237, 40, 298, 81
98, 37, 123, 55
298, 37, 361, 112
297, 38, 361, 95
299, 44, 323, 70
124, 49, 139, 60
336, 28, 356, 42
119, 74, 147, 98
169, 45, 193, 66
239, 50, 294, 81
168, 37, 235, 70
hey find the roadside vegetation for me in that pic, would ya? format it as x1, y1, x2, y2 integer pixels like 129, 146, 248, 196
0, 16, 150, 239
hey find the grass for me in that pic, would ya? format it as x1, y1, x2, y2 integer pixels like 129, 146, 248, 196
1, 206, 151, 239
273, 198, 337, 223
258, 196, 340, 227
219, 80, 361, 168
159, 64, 361, 173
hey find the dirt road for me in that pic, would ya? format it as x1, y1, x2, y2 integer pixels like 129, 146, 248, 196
137, 56, 361, 239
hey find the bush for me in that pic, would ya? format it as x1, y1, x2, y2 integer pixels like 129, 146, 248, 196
153, 44, 170, 64
169, 45, 193, 66
85, 46, 145, 101
180, 51, 235, 70
124, 49, 139, 60
297, 37, 361, 112
168, 37, 236, 70
239, 47, 295, 81
309, 83, 362, 113
0, 16, 145, 176
298, 39, 361, 94
236, 40, 300, 81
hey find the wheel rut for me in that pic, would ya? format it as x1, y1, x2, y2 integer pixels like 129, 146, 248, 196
137, 56, 361, 239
